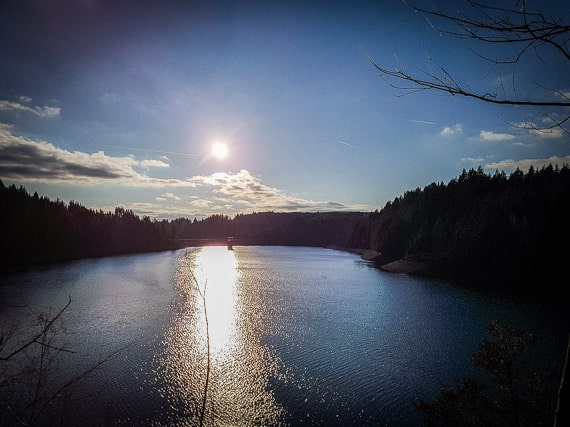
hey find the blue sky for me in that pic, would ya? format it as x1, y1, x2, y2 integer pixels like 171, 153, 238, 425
1, 0, 568, 219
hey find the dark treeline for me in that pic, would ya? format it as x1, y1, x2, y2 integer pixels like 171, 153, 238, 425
171, 211, 368, 248
360, 164, 570, 294
0, 183, 177, 274
2, 164, 569, 295
0, 181, 367, 274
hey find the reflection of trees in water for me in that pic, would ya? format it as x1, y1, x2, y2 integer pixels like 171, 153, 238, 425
158, 248, 287, 426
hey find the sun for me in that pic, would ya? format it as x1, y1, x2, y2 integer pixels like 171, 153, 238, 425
212, 142, 228, 159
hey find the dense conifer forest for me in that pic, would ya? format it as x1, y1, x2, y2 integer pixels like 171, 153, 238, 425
361, 164, 570, 294
2, 164, 569, 295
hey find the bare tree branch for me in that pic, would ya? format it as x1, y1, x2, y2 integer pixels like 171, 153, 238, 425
369, 54, 569, 107
1, 297, 123, 425
33, 347, 123, 421
0, 296, 74, 361
371, 0, 570, 133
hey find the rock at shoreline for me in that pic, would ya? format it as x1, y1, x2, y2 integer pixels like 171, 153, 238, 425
359, 250, 383, 262
380, 259, 439, 276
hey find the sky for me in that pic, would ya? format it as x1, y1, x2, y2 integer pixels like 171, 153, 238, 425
1, 0, 569, 219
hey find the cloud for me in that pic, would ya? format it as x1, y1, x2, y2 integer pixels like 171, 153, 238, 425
440, 124, 462, 136
156, 192, 182, 202
0, 125, 194, 187
139, 159, 170, 168
479, 130, 516, 142
514, 119, 566, 139
483, 156, 570, 172
188, 198, 214, 209
528, 127, 565, 139
407, 119, 436, 125
0, 126, 369, 217
0, 99, 60, 118
527, 123, 565, 139
96, 172, 370, 219
460, 157, 487, 165
187, 169, 367, 213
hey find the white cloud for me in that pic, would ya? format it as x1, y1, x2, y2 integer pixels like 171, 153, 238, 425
0, 126, 369, 217
115, 179, 371, 219
139, 159, 170, 168
34, 105, 61, 118
479, 130, 516, 142
156, 192, 182, 202
514, 119, 566, 139
0, 125, 192, 187
187, 169, 368, 213
484, 156, 570, 172
528, 126, 565, 139
460, 157, 487, 166
440, 124, 462, 136
189, 198, 214, 209
0, 99, 60, 118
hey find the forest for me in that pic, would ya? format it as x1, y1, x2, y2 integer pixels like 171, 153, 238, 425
360, 164, 570, 295
1, 164, 569, 295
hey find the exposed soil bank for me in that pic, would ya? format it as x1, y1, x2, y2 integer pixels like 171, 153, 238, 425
379, 259, 441, 276
328, 246, 443, 278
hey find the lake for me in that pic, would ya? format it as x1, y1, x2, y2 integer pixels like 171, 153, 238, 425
0, 246, 567, 426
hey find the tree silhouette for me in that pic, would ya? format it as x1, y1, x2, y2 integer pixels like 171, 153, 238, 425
0, 298, 119, 425
416, 320, 556, 426
369, 0, 570, 133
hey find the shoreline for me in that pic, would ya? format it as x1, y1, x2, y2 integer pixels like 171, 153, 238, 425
327, 246, 442, 277
379, 259, 441, 276
326, 246, 384, 262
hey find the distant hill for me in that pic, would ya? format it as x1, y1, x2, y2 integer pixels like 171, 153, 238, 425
171, 211, 369, 248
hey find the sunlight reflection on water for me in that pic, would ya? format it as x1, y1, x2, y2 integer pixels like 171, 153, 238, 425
157, 246, 287, 426
1, 247, 566, 425
195, 245, 238, 358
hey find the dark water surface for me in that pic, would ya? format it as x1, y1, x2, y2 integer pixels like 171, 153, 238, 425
0, 246, 567, 426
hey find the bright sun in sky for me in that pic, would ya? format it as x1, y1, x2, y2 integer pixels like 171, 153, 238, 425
212, 142, 229, 159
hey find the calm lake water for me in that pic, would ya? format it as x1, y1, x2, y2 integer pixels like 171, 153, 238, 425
0, 246, 567, 426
